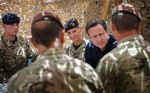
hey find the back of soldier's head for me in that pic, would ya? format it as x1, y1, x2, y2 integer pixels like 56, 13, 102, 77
112, 3, 141, 32
31, 11, 64, 47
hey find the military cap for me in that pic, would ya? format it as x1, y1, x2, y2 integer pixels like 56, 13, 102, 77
2, 13, 20, 24
64, 18, 79, 32
32, 11, 63, 28
112, 3, 141, 21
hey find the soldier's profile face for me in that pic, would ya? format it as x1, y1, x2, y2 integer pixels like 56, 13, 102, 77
3, 23, 19, 36
88, 24, 109, 50
66, 27, 81, 42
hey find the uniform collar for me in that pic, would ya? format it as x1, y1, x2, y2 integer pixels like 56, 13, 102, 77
71, 38, 87, 51
37, 48, 65, 59
118, 35, 144, 46
1, 34, 18, 47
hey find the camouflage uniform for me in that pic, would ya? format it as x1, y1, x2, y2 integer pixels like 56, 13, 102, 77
0, 34, 37, 83
65, 38, 89, 61
96, 35, 150, 93
7, 48, 104, 93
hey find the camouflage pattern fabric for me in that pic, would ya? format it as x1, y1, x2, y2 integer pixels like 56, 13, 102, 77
7, 48, 104, 93
65, 38, 89, 61
96, 35, 150, 93
0, 34, 37, 83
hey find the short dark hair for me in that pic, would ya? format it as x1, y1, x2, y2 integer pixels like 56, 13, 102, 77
31, 12, 63, 48
85, 18, 107, 36
112, 12, 140, 32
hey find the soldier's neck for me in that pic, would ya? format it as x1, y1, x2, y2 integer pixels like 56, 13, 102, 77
73, 37, 83, 46
4, 33, 16, 41
36, 43, 63, 54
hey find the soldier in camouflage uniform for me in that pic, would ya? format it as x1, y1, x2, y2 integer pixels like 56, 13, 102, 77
0, 13, 37, 84
96, 3, 150, 93
7, 12, 104, 93
64, 18, 89, 61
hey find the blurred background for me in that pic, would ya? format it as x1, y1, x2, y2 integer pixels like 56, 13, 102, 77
0, 0, 150, 44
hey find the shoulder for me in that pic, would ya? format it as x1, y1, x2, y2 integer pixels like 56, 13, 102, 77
66, 57, 99, 79
64, 42, 73, 50
85, 41, 98, 54
83, 38, 90, 44
17, 36, 31, 47
96, 45, 121, 67
96, 48, 121, 78
104, 34, 117, 51
7, 62, 41, 92
108, 34, 117, 45
86, 41, 95, 48
62, 58, 103, 91
8, 56, 103, 93
17, 36, 29, 43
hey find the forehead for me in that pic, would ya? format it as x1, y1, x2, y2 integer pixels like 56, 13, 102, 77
88, 24, 105, 33
4, 23, 19, 26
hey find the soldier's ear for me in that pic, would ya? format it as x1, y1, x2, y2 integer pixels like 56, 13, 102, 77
29, 37, 37, 48
139, 22, 141, 34
111, 22, 116, 33
2, 24, 6, 29
60, 30, 64, 44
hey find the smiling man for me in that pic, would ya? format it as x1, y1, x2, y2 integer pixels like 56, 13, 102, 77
64, 18, 89, 61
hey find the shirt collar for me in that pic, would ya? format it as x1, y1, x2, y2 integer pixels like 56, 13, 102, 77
2, 34, 18, 47
118, 35, 144, 46
37, 48, 65, 59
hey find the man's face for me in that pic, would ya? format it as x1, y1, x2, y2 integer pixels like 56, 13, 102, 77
88, 24, 109, 50
3, 23, 19, 36
66, 27, 81, 42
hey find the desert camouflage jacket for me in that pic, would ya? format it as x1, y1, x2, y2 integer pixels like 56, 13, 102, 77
65, 38, 89, 61
0, 34, 37, 83
7, 48, 104, 93
96, 35, 150, 93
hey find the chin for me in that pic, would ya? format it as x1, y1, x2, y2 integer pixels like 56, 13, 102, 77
98, 45, 105, 50
12, 33, 17, 36
72, 39, 77, 42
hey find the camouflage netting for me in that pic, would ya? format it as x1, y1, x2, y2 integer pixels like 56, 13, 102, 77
0, 0, 149, 43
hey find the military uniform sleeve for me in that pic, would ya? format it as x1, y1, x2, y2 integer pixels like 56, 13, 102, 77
0, 41, 4, 82
0, 49, 5, 82
0, 54, 4, 81
7, 69, 29, 93
71, 60, 105, 93
96, 55, 119, 93
65, 46, 70, 55
7, 73, 18, 93
25, 39, 38, 63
